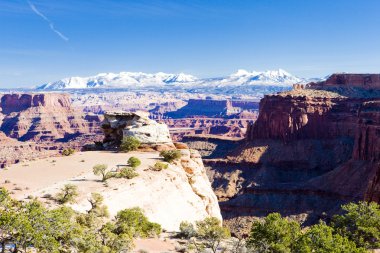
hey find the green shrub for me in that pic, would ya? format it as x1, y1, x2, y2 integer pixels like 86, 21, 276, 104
115, 207, 162, 237
93, 164, 114, 182
55, 184, 79, 204
179, 221, 196, 239
159, 150, 181, 163
118, 167, 139, 179
127, 157, 141, 168
151, 162, 168, 171
247, 213, 301, 252
88, 193, 109, 218
62, 148, 75, 156
246, 210, 368, 253
294, 222, 365, 253
0, 186, 137, 252
193, 217, 230, 253
331, 201, 380, 249
120, 136, 141, 152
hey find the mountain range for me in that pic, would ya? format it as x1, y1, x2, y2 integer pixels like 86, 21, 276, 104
37, 69, 317, 90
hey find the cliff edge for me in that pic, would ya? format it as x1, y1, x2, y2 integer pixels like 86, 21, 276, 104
207, 73, 380, 229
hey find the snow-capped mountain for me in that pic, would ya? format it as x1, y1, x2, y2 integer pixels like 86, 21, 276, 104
37, 69, 308, 90
213, 69, 302, 86
38, 72, 198, 90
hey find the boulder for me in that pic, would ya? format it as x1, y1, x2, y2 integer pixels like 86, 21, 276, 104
102, 111, 172, 147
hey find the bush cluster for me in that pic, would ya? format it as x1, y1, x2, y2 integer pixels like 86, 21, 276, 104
151, 161, 168, 171
62, 148, 75, 156
55, 184, 79, 204
246, 201, 380, 252
127, 156, 141, 168
179, 217, 230, 252
93, 157, 142, 182
117, 167, 139, 179
120, 136, 141, 152
159, 150, 181, 163
0, 187, 161, 253
93, 164, 114, 182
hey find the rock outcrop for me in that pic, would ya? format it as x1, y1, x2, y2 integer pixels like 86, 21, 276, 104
205, 74, 380, 230
102, 111, 172, 147
0, 93, 103, 167
310, 73, 380, 90
86, 148, 222, 231
2, 149, 222, 232
246, 91, 360, 142
166, 118, 254, 141
164, 99, 259, 118
0, 93, 101, 142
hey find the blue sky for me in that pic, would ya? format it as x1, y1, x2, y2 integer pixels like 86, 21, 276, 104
0, 0, 379, 87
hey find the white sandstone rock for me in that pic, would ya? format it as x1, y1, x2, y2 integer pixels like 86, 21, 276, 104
102, 111, 172, 145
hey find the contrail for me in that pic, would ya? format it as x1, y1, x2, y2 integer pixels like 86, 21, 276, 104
27, 0, 69, 41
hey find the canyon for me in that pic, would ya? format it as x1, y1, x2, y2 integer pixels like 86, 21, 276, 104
204, 74, 380, 232
0, 105, 222, 231
0, 92, 258, 167
0, 73, 379, 235
0, 93, 102, 167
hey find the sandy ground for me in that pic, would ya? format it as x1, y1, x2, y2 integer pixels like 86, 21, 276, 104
133, 233, 177, 253
0, 151, 181, 252
0, 151, 218, 252
0, 151, 158, 200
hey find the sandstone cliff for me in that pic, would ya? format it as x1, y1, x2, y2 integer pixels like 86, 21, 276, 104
164, 98, 259, 119
102, 111, 172, 148
310, 73, 380, 90
0, 93, 103, 167
205, 74, 380, 230
0, 93, 101, 142
0, 149, 222, 231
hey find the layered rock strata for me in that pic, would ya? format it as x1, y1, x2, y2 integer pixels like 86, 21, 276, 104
0, 93, 103, 167
205, 74, 380, 230
164, 99, 259, 118
0, 93, 101, 142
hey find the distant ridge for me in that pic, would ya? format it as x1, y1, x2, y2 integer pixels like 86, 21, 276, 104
37, 69, 316, 90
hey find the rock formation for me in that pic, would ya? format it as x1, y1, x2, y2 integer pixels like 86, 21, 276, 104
204, 74, 380, 231
164, 98, 259, 118
102, 111, 172, 147
71, 149, 222, 231
310, 73, 380, 90
165, 118, 254, 141
0, 93, 103, 167
0, 93, 101, 142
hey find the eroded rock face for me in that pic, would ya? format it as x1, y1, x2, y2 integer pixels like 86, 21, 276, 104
205, 74, 380, 230
0, 93, 101, 142
0, 93, 72, 114
102, 111, 172, 147
164, 99, 259, 118
177, 149, 222, 222
0, 93, 103, 167
312, 73, 380, 90
246, 92, 362, 142
85, 149, 222, 231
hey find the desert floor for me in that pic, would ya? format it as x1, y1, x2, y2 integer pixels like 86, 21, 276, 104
0, 151, 178, 252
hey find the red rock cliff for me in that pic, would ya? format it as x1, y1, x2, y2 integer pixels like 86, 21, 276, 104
0, 93, 71, 114
247, 93, 361, 142
207, 74, 380, 228
309, 73, 380, 90
0, 93, 101, 141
